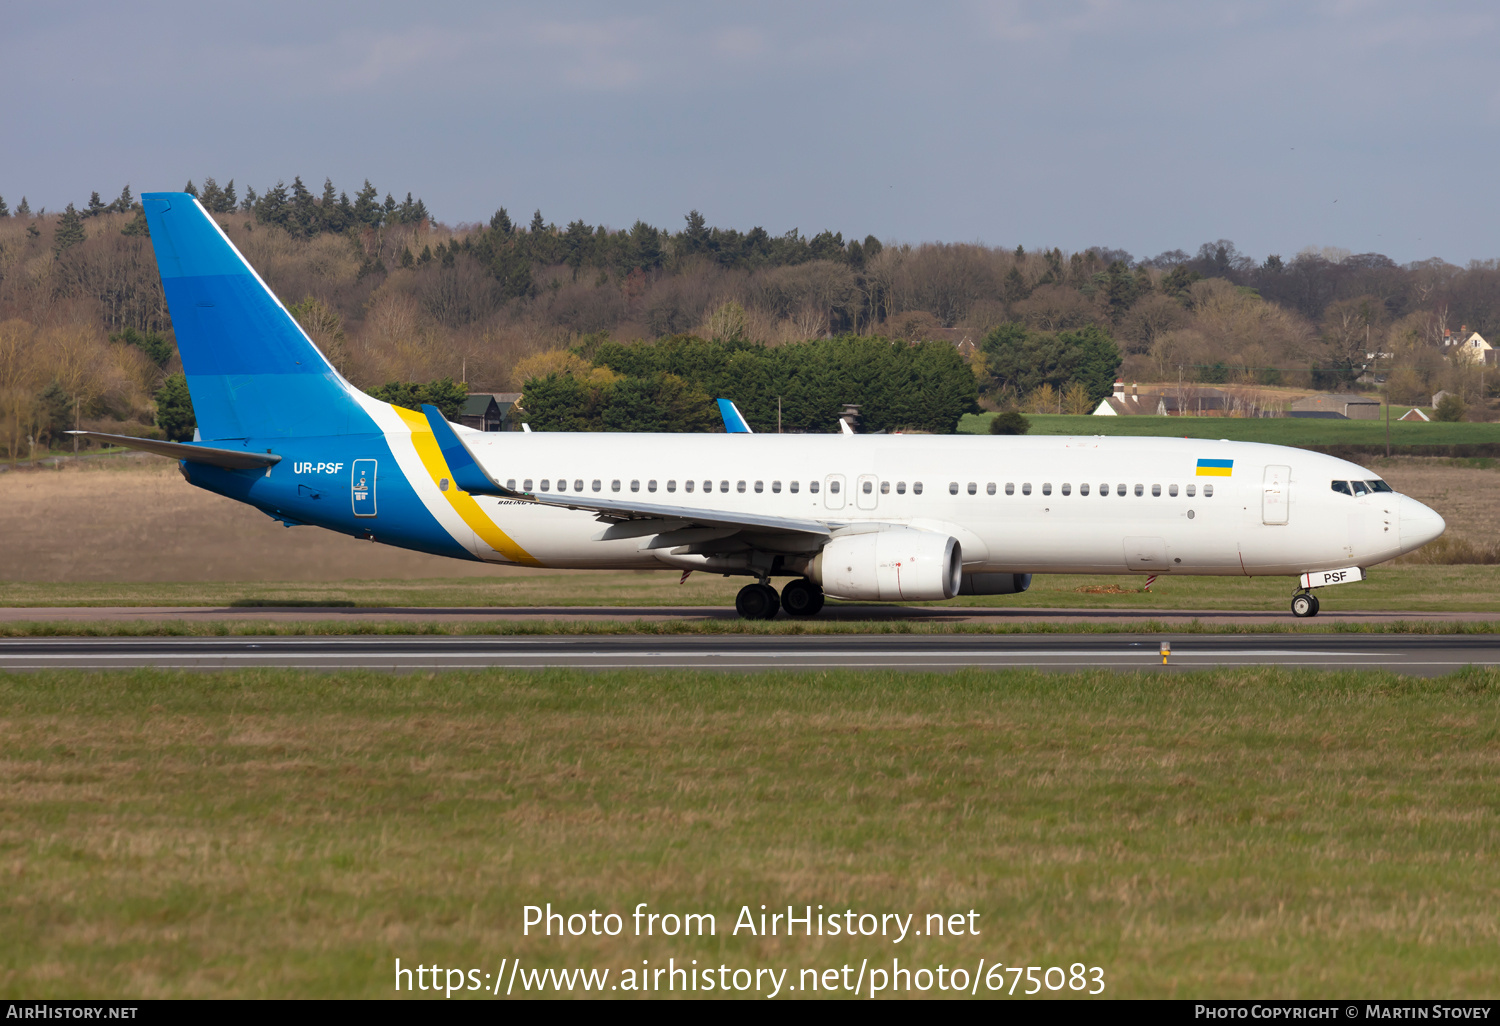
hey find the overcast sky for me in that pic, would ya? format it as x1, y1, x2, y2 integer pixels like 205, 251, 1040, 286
3, 1, 1496, 264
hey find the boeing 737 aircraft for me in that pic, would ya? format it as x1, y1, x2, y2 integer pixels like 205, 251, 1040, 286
73, 193, 1446, 619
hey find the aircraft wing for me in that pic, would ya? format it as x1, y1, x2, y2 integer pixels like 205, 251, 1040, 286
419, 405, 831, 551
65, 431, 282, 470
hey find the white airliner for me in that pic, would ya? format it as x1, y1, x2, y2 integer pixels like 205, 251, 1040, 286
74, 193, 1447, 620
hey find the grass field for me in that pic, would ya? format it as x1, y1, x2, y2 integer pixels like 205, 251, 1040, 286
3, 667, 1498, 998
957, 411, 1500, 445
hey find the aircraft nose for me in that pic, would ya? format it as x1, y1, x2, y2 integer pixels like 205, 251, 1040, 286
1398, 495, 1445, 551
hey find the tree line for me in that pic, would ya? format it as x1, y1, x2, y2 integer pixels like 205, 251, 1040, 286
2, 172, 1497, 458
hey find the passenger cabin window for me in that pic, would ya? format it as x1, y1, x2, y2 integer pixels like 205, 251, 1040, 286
756, 481, 764, 493
881, 482, 890, 494
1042, 483, 1052, 496
967, 482, 977, 495
1332, 480, 1352, 495
648, 480, 657, 492
896, 482, 906, 494
1061, 483, 1071, 496
1022, 483, 1032, 495
507, 479, 517, 490
720, 481, 729, 493
631, 480, 640, 492
862, 481, 872, 494
1080, 483, 1089, 495
1099, 483, 1109, 496
574, 479, 583, 492
913, 482, 923, 495
1186, 484, 1196, 497
1117, 484, 1126, 496
986, 483, 996, 495
1005, 483, 1015, 495
667, 480, 677, 492
541, 479, 550, 491
737, 481, 746, 493
556, 479, 567, 492
1134, 484, 1143, 497
592, 479, 602, 492
523, 479, 533, 491
685, 480, 695, 492
949, 482, 959, 495
612, 480, 621, 492
702, 480, 712, 492
1204, 484, 1215, 497
829, 480, 840, 494
810, 481, 820, 494
772, 481, 782, 493
1169, 484, 1178, 497
791, 481, 800, 493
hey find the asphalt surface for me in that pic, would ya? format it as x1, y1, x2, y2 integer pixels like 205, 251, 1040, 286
4, 605, 1498, 626
4, 634, 1499, 674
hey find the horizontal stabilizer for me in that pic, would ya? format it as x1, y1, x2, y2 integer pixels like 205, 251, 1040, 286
419, 405, 523, 498
65, 431, 282, 469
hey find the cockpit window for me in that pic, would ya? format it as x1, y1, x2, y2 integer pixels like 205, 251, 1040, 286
1351, 480, 1370, 496
1367, 480, 1393, 493
1331, 481, 1352, 496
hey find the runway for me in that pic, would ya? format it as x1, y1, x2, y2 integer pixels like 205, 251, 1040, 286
4, 633, 1499, 674
3, 604, 1498, 626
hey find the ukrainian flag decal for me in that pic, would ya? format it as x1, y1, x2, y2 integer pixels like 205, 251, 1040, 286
1196, 458, 1233, 477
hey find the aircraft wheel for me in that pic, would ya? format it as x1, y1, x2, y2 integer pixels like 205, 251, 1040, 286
735, 582, 779, 620
1291, 593, 1318, 618
781, 578, 825, 618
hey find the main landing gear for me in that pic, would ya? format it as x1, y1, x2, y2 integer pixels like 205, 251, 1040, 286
1291, 591, 1321, 618
734, 578, 825, 620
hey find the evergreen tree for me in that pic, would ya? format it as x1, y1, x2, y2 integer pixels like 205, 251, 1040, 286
862, 235, 883, 260
367, 378, 468, 419
353, 180, 381, 227
111, 184, 135, 213
199, 177, 226, 213
317, 177, 339, 232
154, 373, 196, 441
400, 247, 414, 269
182, 180, 198, 197
54, 203, 86, 255
289, 176, 315, 235
240, 185, 258, 213
529, 209, 546, 234
411, 197, 430, 224
490, 207, 513, 233
17, 197, 31, 217
681, 210, 709, 254
254, 181, 290, 227
383, 193, 397, 219
121, 210, 149, 236
85, 191, 107, 217
110, 327, 174, 366
630, 220, 661, 271
0, 195, 8, 218
223, 179, 237, 210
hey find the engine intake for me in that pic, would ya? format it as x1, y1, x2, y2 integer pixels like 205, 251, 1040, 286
809, 529, 962, 601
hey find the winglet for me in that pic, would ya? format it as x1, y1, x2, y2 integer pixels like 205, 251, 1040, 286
716, 398, 753, 433
419, 405, 522, 497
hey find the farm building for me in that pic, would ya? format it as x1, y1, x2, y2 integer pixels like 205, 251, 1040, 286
457, 393, 524, 432
1288, 394, 1381, 420
1093, 381, 1227, 416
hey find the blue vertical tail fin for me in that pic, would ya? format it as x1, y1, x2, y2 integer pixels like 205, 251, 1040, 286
142, 192, 376, 441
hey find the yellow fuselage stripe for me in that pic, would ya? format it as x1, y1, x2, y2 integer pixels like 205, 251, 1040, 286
1195, 467, 1233, 476
392, 406, 539, 565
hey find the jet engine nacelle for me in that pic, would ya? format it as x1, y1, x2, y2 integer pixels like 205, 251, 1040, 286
959, 572, 1032, 595
809, 529, 962, 601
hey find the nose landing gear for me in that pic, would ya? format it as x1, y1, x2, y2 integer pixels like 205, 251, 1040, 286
1291, 591, 1321, 618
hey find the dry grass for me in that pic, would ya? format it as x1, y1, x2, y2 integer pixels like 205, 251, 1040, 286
2, 667, 1499, 998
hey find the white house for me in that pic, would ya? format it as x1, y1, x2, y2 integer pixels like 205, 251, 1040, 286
1443, 326, 1494, 365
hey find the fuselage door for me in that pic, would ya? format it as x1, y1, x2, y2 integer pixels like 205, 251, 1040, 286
352, 459, 377, 517
1262, 464, 1290, 525
856, 474, 879, 510
824, 474, 846, 510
